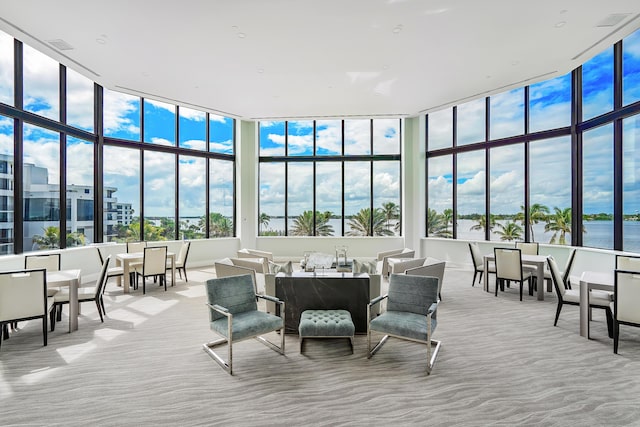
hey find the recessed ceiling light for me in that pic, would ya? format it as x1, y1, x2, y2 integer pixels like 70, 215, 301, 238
238, 32, 246, 38
392, 25, 403, 34
257, 68, 264, 74
96, 38, 106, 44
555, 21, 566, 28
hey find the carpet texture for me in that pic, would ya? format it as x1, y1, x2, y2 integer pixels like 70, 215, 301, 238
1, 266, 639, 426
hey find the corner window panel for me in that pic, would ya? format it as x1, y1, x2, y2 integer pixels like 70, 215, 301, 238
456, 151, 485, 240
0, 30, 13, 106
582, 47, 614, 121
259, 163, 285, 235
373, 119, 400, 155
428, 155, 452, 238
623, 29, 640, 106
316, 162, 341, 235
179, 107, 206, 150
427, 108, 453, 150
490, 145, 524, 242
103, 89, 141, 141
489, 88, 524, 140
23, 124, 60, 251
179, 156, 206, 239
315, 120, 341, 156
623, 116, 640, 251
209, 159, 234, 237
0, 114, 14, 254
287, 162, 314, 235
210, 114, 234, 154
287, 121, 314, 156
143, 151, 175, 240
529, 73, 571, 133
66, 67, 94, 132
103, 145, 139, 242
259, 121, 285, 156
373, 161, 400, 236
456, 98, 485, 146
143, 99, 175, 145
66, 136, 94, 246
23, 44, 59, 121
344, 120, 371, 155
344, 162, 371, 235
583, 124, 614, 250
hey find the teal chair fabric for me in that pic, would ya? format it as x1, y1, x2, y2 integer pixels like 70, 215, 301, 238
203, 274, 285, 375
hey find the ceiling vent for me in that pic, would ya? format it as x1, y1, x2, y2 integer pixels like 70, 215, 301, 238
596, 13, 630, 27
46, 39, 74, 50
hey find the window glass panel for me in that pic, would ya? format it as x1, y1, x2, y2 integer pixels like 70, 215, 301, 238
583, 124, 614, 249
103, 88, 140, 141
209, 159, 234, 237
374, 161, 400, 236
23, 43, 59, 121
144, 99, 175, 145
529, 73, 571, 132
344, 120, 370, 155
66, 68, 94, 132
456, 151, 485, 240
456, 98, 485, 146
427, 155, 452, 238
103, 145, 139, 242
490, 145, 524, 242
210, 114, 234, 154
530, 136, 571, 245
179, 107, 206, 150
582, 48, 614, 121
344, 162, 371, 235
259, 121, 285, 156
259, 163, 284, 235
316, 162, 341, 235
287, 162, 314, 235
0, 114, 14, 254
490, 88, 524, 139
179, 156, 205, 239
144, 151, 175, 240
623, 29, 640, 106
427, 108, 452, 150
373, 119, 400, 155
287, 121, 313, 156
23, 124, 59, 251
67, 136, 93, 246
623, 116, 640, 251
315, 120, 341, 156
0, 30, 13, 106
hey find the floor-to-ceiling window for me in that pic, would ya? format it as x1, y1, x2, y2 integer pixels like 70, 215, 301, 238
258, 119, 401, 237
426, 28, 640, 251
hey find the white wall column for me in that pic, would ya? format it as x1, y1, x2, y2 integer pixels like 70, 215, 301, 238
402, 116, 426, 255
237, 119, 258, 249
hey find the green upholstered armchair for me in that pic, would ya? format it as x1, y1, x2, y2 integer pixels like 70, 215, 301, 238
367, 274, 442, 374
203, 274, 285, 375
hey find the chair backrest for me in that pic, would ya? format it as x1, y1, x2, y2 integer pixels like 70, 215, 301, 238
387, 274, 439, 318
177, 241, 191, 265
547, 256, 567, 299
94, 255, 111, 299
616, 255, 640, 273
468, 242, 482, 268
0, 269, 47, 322
614, 270, 640, 324
494, 248, 524, 281
405, 260, 446, 298
127, 241, 147, 253
205, 274, 257, 321
515, 242, 539, 255
562, 248, 577, 285
142, 246, 167, 276
25, 253, 60, 272
214, 262, 258, 294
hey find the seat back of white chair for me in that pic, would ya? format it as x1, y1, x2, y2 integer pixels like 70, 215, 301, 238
515, 242, 539, 255
547, 256, 567, 298
127, 241, 147, 253
468, 242, 483, 268
616, 255, 640, 273
95, 255, 111, 298
0, 269, 46, 322
615, 270, 640, 324
142, 246, 167, 276
25, 254, 60, 272
177, 241, 191, 265
494, 248, 523, 281
562, 248, 577, 284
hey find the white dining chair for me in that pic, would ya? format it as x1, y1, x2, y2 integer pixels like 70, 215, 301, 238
134, 246, 168, 294
494, 248, 534, 301
55, 255, 110, 323
613, 270, 640, 354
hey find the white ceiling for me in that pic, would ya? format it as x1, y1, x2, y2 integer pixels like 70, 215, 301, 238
1, 0, 640, 121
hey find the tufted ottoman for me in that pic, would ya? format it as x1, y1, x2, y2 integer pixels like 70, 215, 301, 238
299, 309, 355, 353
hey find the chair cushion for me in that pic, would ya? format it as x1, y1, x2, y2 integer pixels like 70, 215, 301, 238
206, 275, 257, 320
54, 286, 97, 302
299, 309, 355, 337
369, 310, 437, 342
268, 260, 293, 274
563, 289, 612, 306
387, 274, 439, 317
210, 310, 283, 341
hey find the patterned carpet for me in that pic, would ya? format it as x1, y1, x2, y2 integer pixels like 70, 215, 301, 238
1, 266, 640, 426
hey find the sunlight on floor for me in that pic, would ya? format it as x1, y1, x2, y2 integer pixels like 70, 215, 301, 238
93, 328, 127, 342
20, 366, 63, 385
107, 308, 149, 326
176, 284, 205, 298
56, 342, 97, 364
128, 297, 178, 316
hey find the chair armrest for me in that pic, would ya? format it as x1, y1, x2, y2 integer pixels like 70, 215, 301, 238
427, 302, 438, 315
257, 294, 280, 304
369, 294, 388, 307
206, 303, 231, 316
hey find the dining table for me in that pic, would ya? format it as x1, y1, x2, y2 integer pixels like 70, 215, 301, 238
47, 269, 81, 332
115, 251, 176, 293
483, 253, 549, 301
578, 270, 614, 338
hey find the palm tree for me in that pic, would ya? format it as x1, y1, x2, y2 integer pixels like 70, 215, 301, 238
31, 226, 60, 249
290, 210, 334, 236
515, 203, 550, 242
381, 202, 400, 231
259, 212, 271, 233
427, 208, 452, 238
209, 213, 233, 237
346, 208, 393, 236
494, 221, 523, 241
66, 232, 86, 247
442, 208, 453, 233
470, 215, 495, 234
545, 207, 575, 245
